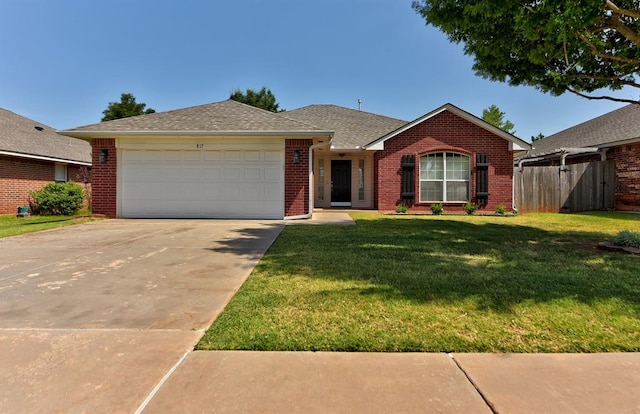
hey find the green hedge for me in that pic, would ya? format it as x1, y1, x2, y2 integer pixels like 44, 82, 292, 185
30, 182, 85, 216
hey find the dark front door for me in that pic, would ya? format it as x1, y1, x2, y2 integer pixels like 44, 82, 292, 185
331, 160, 351, 205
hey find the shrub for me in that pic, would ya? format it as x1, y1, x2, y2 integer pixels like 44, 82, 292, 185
495, 204, 507, 215
612, 230, 640, 249
395, 203, 409, 214
30, 182, 85, 216
430, 203, 444, 215
463, 202, 478, 215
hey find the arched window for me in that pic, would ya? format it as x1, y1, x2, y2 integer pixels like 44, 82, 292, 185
419, 153, 470, 202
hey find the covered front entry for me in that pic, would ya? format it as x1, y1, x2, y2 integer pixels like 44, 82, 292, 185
331, 160, 351, 206
313, 151, 375, 210
119, 146, 284, 218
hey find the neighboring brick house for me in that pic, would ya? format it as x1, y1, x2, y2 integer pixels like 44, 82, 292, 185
0, 108, 92, 214
517, 104, 640, 211
59, 100, 530, 219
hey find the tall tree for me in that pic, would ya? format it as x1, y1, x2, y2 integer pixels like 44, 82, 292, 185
101, 93, 155, 121
412, 1, 640, 104
482, 105, 516, 134
531, 133, 545, 142
229, 87, 284, 112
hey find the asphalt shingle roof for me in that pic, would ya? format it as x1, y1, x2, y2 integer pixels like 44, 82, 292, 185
0, 108, 91, 164
281, 105, 407, 149
530, 104, 640, 156
64, 100, 323, 133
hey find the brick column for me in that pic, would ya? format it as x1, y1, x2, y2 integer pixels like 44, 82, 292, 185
284, 139, 313, 217
91, 138, 117, 217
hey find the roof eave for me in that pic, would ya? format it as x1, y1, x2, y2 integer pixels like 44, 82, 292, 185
57, 130, 334, 140
0, 150, 92, 166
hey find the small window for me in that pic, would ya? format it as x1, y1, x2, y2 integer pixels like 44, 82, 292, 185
358, 159, 365, 201
55, 164, 68, 182
419, 153, 469, 202
318, 159, 325, 201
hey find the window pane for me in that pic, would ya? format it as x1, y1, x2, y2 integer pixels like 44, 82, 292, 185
318, 159, 324, 200
55, 164, 67, 182
420, 181, 443, 201
446, 181, 469, 201
429, 154, 444, 180
358, 159, 365, 201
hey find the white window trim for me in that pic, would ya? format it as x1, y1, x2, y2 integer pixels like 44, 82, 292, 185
419, 152, 470, 203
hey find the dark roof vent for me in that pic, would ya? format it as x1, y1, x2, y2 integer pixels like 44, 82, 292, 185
34, 126, 44, 131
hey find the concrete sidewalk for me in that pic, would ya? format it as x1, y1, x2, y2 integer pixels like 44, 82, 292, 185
286, 209, 359, 226
143, 351, 640, 413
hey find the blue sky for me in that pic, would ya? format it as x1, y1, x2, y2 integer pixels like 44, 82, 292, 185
0, 0, 634, 141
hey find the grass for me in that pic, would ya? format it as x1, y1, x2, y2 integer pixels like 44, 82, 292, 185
0, 211, 97, 238
197, 211, 640, 353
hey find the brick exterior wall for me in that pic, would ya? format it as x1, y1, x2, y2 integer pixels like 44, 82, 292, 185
608, 143, 640, 211
284, 139, 312, 217
91, 139, 117, 218
375, 111, 514, 213
0, 155, 90, 214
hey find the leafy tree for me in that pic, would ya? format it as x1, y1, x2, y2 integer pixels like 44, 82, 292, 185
229, 87, 284, 112
412, 1, 640, 104
482, 104, 516, 134
531, 133, 545, 142
101, 93, 155, 121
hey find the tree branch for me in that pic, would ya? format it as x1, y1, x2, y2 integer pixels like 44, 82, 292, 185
603, 13, 640, 47
578, 33, 640, 65
567, 87, 640, 104
605, 1, 640, 19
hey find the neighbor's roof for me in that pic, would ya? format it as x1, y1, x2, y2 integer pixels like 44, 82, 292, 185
282, 104, 407, 150
60, 99, 330, 138
528, 104, 640, 156
364, 103, 531, 151
0, 108, 91, 165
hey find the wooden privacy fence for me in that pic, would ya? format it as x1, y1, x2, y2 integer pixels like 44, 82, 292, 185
514, 161, 616, 213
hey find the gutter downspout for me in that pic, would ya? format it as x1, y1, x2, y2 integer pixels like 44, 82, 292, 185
284, 141, 328, 220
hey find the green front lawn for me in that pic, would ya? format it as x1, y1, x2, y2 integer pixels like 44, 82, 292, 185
0, 212, 96, 238
198, 212, 640, 353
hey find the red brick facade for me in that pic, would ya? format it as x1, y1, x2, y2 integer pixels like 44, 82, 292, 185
375, 111, 514, 213
91, 139, 117, 218
608, 143, 640, 211
284, 139, 312, 217
0, 155, 88, 214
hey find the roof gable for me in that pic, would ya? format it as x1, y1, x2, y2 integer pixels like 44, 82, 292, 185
364, 103, 531, 151
528, 104, 640, 156
0, 108, 91, 164
60, 100, 328, 138
282, 104, 406, 150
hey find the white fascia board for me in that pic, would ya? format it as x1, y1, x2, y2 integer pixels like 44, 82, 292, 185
58, 130, 334, 140
0, 150, 91, 166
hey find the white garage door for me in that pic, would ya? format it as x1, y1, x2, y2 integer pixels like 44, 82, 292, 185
120, 148, 284, 218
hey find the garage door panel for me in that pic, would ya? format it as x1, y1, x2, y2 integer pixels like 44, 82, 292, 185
224, 151, 241, 161
245, 168, 261, 180
204, 151, 221, 161
264, 150, 281, 162
222, 168, 242, 180
180, 167, 203, 181
121, 148, 284, 218
264, 167, 282, 181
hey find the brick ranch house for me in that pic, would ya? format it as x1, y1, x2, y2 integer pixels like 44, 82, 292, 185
0, 108, 91, 214
516, 104, 640, 211
59, 100, 530, 219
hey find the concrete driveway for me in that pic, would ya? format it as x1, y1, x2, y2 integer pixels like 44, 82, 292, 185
0, 219, 283, 413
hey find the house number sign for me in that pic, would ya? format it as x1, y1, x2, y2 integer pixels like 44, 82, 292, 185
196, 144, 204, 149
